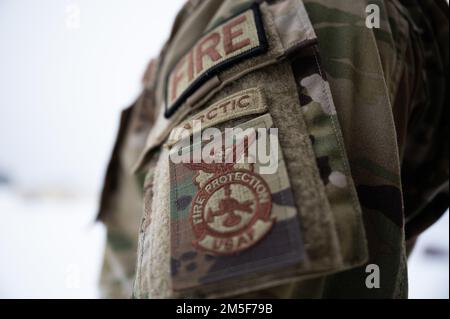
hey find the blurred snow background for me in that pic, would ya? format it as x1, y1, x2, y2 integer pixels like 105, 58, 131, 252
0, 0, 185, 299
0, 0, 448, 299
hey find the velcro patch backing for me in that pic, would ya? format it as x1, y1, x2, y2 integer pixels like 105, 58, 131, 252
165, 4, 268, 118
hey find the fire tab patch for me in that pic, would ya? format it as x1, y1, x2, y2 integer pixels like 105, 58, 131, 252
165, 5, 268, 118
168, 88, 267, 146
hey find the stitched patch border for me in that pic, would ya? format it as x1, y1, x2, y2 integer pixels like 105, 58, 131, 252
165, 4, 268, 118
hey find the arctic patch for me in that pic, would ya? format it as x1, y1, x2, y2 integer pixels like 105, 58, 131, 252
165, 5, 268, 118
168, 88, 267, 146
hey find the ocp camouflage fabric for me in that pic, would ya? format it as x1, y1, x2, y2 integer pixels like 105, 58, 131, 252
298, 0, 449, 298
98, 0, 449, 299
98, 79, 157, 298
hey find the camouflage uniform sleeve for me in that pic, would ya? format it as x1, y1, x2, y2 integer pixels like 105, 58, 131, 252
98, 60, 159, 298
397, 0, 449, 241
127, 0, 447, 299
99, 0, 212, 299
289, 0, 448, 298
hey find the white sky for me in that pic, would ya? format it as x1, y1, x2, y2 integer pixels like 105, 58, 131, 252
0, 0, 186, 299
0, 0, 185, 194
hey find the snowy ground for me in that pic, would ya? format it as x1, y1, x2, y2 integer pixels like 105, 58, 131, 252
0, 187, 447, 299
408, 211, 449, 299
0, 188, 105, 298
